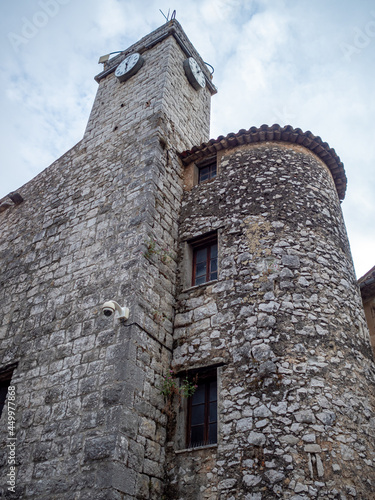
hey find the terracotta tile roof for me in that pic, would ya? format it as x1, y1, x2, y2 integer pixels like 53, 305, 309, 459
179, 124, 347, 200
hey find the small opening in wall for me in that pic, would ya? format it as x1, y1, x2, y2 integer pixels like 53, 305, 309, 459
113, 126, 118, 132
184, 231, 218, 287
197, 156, 217, 185
189, 231, 218, 287
184, 155, 218, 191
181, 230, 220, 290
186, 369, 217, 448
0, 363, 17, 419
121, 103, 124, 108
175, 364, 223, 452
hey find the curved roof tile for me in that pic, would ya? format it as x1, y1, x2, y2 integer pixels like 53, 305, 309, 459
179, 124, 347, 200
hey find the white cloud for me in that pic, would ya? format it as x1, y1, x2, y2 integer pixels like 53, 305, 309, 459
0, 0, 374, 276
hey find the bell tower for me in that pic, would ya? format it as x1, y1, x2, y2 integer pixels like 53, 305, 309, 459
0, 20, 216, 499
73, 20, 217, 499
83, 20, 216, 151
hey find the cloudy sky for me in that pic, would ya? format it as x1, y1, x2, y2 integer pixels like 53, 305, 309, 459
0, 0, 374, 277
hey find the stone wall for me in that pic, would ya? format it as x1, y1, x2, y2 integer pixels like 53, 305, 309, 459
1, 17, 373, 500
0, 21, 212, 499
166, 141, 375, 499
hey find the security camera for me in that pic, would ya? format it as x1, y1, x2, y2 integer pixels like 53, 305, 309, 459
101, 300, 129, 320
102, 302, 115, 317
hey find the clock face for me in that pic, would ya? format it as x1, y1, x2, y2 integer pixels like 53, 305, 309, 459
115, 53, 144, 82
183, 57, 206, 90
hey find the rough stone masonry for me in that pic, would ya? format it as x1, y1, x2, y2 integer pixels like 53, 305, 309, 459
0, 19, 374, 500
167, 132, 375, 499
0, 20, 214, 499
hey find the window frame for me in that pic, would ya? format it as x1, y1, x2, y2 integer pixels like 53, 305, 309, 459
198, 161, 217, 184
196, 156, 217, 185
190, 232, 218, 287
185, 370, 218, 449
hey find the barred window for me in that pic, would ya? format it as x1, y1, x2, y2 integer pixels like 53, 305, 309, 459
186, 371, 217, 448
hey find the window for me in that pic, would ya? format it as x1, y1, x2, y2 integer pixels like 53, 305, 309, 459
0, 365, 16, 419
198, 160, 217, 184
192, 233, 218, 286
186, 371, 217, 448
182, 155, 217, 191
181, 231, 219, 290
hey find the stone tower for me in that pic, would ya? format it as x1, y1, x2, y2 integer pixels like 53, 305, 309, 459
0, 20, 215, 499
1, 20, 375, 500
167, 127, 375, 499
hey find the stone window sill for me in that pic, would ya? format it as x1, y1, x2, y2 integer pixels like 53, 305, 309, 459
175, 444, 218, 454
182, 279, 218, 293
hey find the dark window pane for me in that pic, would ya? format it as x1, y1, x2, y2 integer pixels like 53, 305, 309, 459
199, 166, 210, 182
199, 167, 208, 182
210, 257, 217, 280
209, 402, 217, 422
196, 248, 207, 262
191, 425, 204, 446
192, 384, 205, 404
191, 404, 205, 425
194, 245, 208, 285
192, 236, 218, 286
195, 275, 206, 286
209, 244, 218, 282
208, 423, 217, 444
210, 258, 218, 274
187, 372, 218, 449
210, 271, 218, 281
198, 162, 217, 184
196, 262, 207, 278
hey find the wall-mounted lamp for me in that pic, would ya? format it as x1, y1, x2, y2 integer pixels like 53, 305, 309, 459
98, 51, 124, 64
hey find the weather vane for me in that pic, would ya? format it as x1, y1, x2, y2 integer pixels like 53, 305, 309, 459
159, 9, 176, 22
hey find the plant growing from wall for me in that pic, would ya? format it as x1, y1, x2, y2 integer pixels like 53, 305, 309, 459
153, 310, 167, 324
144, 237, 173, 263
159, 370, 197, 401
144, 238, 157, 259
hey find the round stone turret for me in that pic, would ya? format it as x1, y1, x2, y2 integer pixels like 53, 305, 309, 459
167, 125, 375, 499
